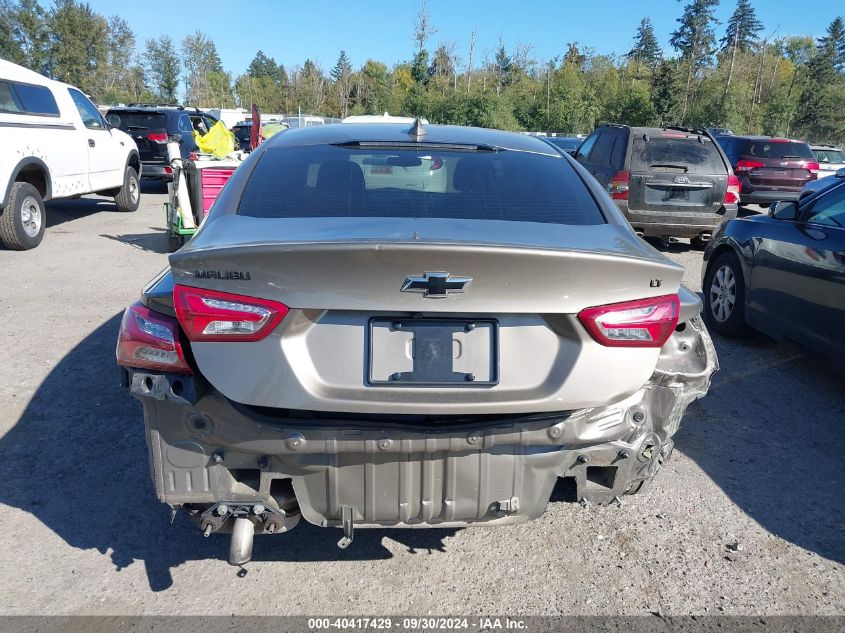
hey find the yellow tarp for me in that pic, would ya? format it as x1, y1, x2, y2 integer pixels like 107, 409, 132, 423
193, 121, 235, 158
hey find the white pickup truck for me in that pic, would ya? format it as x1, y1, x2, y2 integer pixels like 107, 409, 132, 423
0, 60, 141, 250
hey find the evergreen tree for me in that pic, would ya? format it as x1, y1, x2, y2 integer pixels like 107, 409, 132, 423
330, 50, 352, 82
795, 17, 844, 140
247, 50, 279, 79
627, 17, 661, 75
670, 0, 720, 122
817, 16, 845, 71
492, 39, 513, 94
720, 0, 763, 53
331, 50, 353, 117
719, 0, 764, 114
651, 59, 681, 124
410, 49, 429, 84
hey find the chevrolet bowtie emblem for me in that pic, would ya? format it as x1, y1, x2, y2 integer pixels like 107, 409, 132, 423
401, 272, 472, 298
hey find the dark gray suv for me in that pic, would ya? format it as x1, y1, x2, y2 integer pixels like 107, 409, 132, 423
574, 125, 739, 246
105, 105, 219, 180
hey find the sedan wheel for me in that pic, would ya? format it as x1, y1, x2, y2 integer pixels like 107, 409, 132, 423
703, 251, 748, 336
709, 265, 736, 323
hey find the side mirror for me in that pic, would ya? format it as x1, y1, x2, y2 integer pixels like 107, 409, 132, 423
836, 167, 845, 178
770, 200, 799, 220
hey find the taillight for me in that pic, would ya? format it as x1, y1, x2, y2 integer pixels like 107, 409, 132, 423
806, 162, 820, 175
164, 166, 173, 175
173, 285, 289, 342
578, 294, 680, 348
116, 302, 192, 373
725, 174, 741, 204
146, 132, 168, 143
429, 156, 443, 170
607, 170, 630, 200
735, 159, 764, 172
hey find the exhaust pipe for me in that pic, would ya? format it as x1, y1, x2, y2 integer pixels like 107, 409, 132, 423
228, 518, 255, 566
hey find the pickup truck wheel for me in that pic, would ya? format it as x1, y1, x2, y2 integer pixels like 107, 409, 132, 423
114, 166, 140, 212
703, 251, 749, 336
0, 182, 46, 250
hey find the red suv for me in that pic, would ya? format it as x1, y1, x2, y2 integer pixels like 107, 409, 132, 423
715, 135, 818, 205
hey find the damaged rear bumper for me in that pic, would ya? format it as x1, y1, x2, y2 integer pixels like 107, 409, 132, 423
124, 317, 718, 531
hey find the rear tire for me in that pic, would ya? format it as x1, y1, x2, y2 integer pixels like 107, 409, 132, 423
703, 251, 749, 336
0, 182, 46, 250
690, 236, 708, 250
114, 166, 140, 212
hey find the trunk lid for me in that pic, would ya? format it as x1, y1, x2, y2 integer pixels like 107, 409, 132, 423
628, 134, 728, 214
109, 110, 169, 163
739, 140, 817, 190
167, 217, 684, 414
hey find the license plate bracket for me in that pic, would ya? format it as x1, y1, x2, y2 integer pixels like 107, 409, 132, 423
368, 319, 498, 386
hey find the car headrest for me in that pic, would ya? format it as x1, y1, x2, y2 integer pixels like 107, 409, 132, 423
453, 157, 496, 192
315, 160, 365, 209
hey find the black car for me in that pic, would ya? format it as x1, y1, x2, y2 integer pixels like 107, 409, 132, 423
231, 121, 252, 152
105, 105, 219, 180
702, 178, 845, 360
575, 125, 739, 246
714, 135, 818, 206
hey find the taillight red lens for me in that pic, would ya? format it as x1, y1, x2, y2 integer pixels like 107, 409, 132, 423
429, 156, 443, 170
608, 170, 630, 200
116, 302, 192, 373
578, 294, 680, 348
173, 285, 289, 342
806, 162, 820, 175
147, 132, 168, 143
725, 174, 741, 204
735, 159, 764, 172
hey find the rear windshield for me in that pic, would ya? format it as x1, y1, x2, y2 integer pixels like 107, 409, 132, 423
631, 136, 725, 174
106, 111, 167, 131
742, 140, 814, 160
233, 125, 252, 142
238, 144, 604, 225
814, 149, 845, 164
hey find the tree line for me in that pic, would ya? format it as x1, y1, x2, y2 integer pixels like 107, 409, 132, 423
1, 0, 843, 142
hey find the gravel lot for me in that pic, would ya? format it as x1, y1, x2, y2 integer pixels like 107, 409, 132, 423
0, 187, 842, 617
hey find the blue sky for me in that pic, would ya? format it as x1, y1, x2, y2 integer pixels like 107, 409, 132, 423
88, 0, 838, 74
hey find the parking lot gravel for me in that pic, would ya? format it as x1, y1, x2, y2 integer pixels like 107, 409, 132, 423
0, 188, 842, 616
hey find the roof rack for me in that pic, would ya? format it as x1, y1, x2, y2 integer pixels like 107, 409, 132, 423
663, 125, 710, 136
123, 103, 204, 112
595, 122, 628, 130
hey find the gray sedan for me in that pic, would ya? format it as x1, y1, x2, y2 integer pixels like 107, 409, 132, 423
116, 122, 718, 564
703, 177, 845, 359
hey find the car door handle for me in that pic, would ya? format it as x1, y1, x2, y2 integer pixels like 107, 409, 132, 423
88, 139, 95, 147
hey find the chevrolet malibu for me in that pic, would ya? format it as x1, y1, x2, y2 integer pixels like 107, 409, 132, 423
117, 122, 718, 564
